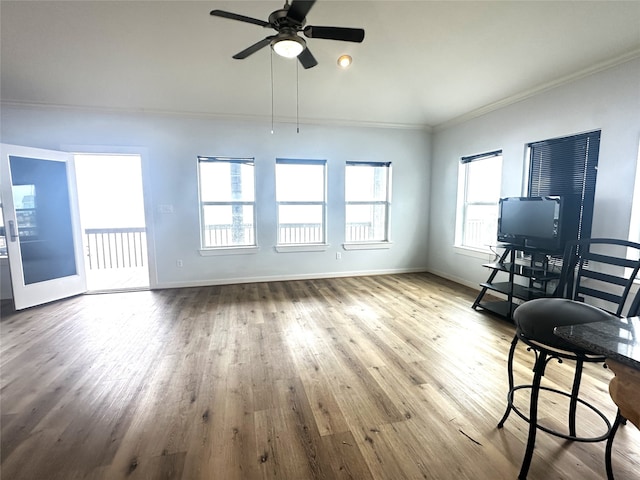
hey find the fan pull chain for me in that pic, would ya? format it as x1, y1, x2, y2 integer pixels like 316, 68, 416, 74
296, 60, 300, 134
270, 50, 274, 134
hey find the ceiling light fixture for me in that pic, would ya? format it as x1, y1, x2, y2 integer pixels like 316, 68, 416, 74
337, 54, 352, 68
271, 33, 305, 58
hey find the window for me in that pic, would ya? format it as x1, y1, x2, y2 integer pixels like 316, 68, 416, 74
13, 184, 38, 239
345, 161, 391, 243
276, 159, 326, 245
456, 150, 503, 250
629, 140, 640, 245
198, 156, 256, 248
527, 130, 600, 241
626, 141, 640, 273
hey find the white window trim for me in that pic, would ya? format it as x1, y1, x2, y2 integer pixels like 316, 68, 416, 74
275, 243, 330, 253
455, 151, 502, 252
276, 159, 327, 246
343, 241, 392, 250
629, 140, 640, 245
453, 244, 497, 260
345, 161, 392, 244
627, 140, 640, 281
199, 246, 260, 256
197, 156, 257, 249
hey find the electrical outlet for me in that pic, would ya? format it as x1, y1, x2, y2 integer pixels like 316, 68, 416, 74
336, 252, 342, 260
176, 259, 183, 268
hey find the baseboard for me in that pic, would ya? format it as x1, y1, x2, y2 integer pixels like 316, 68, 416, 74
154, 267, 430, 290
423, 268, 481, 291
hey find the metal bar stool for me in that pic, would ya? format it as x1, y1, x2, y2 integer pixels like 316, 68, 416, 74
497, 238, 640, 479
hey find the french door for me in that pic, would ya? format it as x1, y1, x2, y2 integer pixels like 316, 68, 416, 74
0, 144, 87, 310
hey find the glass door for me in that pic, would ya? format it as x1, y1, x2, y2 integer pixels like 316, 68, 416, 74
0, 144, 86, 310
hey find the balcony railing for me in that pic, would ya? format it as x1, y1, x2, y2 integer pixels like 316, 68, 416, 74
279, 222, 377, 244
463, 218, 497, 248
279, 223, 323, 244
85, 227, 147, 270
346, 222, 382, 242
83, 222, 380, 267
203, 224, 255, 247
203, 222, 377, 246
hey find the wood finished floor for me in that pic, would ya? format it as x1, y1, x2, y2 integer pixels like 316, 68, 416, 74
1, 273, 638, 480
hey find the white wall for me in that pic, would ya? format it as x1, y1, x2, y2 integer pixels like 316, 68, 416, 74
0, 107, 431, 296
428, 58, 640, 288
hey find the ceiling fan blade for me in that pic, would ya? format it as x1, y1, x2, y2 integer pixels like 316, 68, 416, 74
232, 37, 273, 59
303, 26, 365, 43
210, 10, 269, 28
286, 0, 316, 24
297, 48, 318, 69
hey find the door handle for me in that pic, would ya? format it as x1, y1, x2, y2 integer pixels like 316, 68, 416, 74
8, 220, 18, 241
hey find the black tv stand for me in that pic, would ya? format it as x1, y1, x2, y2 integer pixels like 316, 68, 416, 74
472, 244, 561, 321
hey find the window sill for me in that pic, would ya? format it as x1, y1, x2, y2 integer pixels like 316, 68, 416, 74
275, 244, 330, 253
453, 245, 497, 260
343, 242, 392, 251
199, 246, 260, 256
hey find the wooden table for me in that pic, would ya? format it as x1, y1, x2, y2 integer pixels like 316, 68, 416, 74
555, 316, 639, 479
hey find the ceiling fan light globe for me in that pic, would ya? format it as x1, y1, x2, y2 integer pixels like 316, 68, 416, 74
272, 37, 305, 58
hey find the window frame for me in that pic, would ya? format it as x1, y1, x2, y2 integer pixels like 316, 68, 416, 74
344, 161, 392, 247
630, 140, 640, 245
197, 156, 258, 254
627, 140, 640, 273
455, 150, 503, 253
275, 158, 327, 248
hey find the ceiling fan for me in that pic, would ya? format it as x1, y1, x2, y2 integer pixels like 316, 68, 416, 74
210, 0, 365, 69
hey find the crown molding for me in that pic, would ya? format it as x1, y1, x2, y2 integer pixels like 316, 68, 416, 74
2, 48, 638, 136
0, 100, 432, 133
434, 48, 640, 133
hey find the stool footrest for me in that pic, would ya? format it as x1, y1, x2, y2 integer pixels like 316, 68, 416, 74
505, 384, 612, 442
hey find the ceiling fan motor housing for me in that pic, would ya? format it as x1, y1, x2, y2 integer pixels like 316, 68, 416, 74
269, 8, 306, 29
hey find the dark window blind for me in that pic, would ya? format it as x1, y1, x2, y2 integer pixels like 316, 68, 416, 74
460, 149, 502, 164
528, 130, 600, 240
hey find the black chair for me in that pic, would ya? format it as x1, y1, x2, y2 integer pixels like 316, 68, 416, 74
497, 238, 640, 479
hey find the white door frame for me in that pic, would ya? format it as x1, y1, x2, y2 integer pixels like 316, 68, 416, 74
63, 145, 157, 289
0, 143, 87, 309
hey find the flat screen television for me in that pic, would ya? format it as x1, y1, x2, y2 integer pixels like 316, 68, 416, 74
497, 195, 581, 252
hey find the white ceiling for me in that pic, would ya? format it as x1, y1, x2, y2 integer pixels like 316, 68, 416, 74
1, 1, 640, 129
